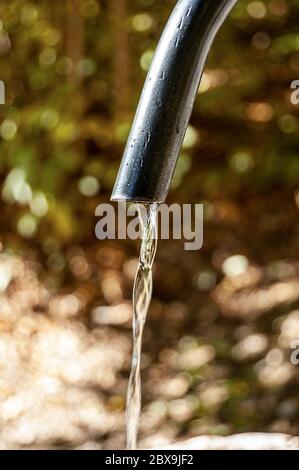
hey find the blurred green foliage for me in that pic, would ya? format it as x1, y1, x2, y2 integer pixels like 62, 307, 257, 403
0, 0, 298, 250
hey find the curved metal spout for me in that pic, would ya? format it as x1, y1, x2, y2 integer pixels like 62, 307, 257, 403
111, 0, 238, 203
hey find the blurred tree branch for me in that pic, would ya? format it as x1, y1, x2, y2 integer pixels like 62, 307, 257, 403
111, 0, 130, 120
67, 0, 84, 86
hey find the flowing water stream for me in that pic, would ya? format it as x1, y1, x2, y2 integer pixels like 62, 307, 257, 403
126, 203, 158, 450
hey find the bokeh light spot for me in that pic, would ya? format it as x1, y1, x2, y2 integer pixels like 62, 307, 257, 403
78, 176, 100, 197
17, 214, 38, 239
0, 119, 17, 141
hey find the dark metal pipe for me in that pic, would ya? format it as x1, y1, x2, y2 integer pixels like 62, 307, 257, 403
111, 0, 238, 203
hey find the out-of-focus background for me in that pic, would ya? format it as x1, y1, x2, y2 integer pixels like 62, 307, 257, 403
0, 0, 299, 450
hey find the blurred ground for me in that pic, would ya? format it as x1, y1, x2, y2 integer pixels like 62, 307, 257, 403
157, 433, 299, 450
0, 216, 299, 450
